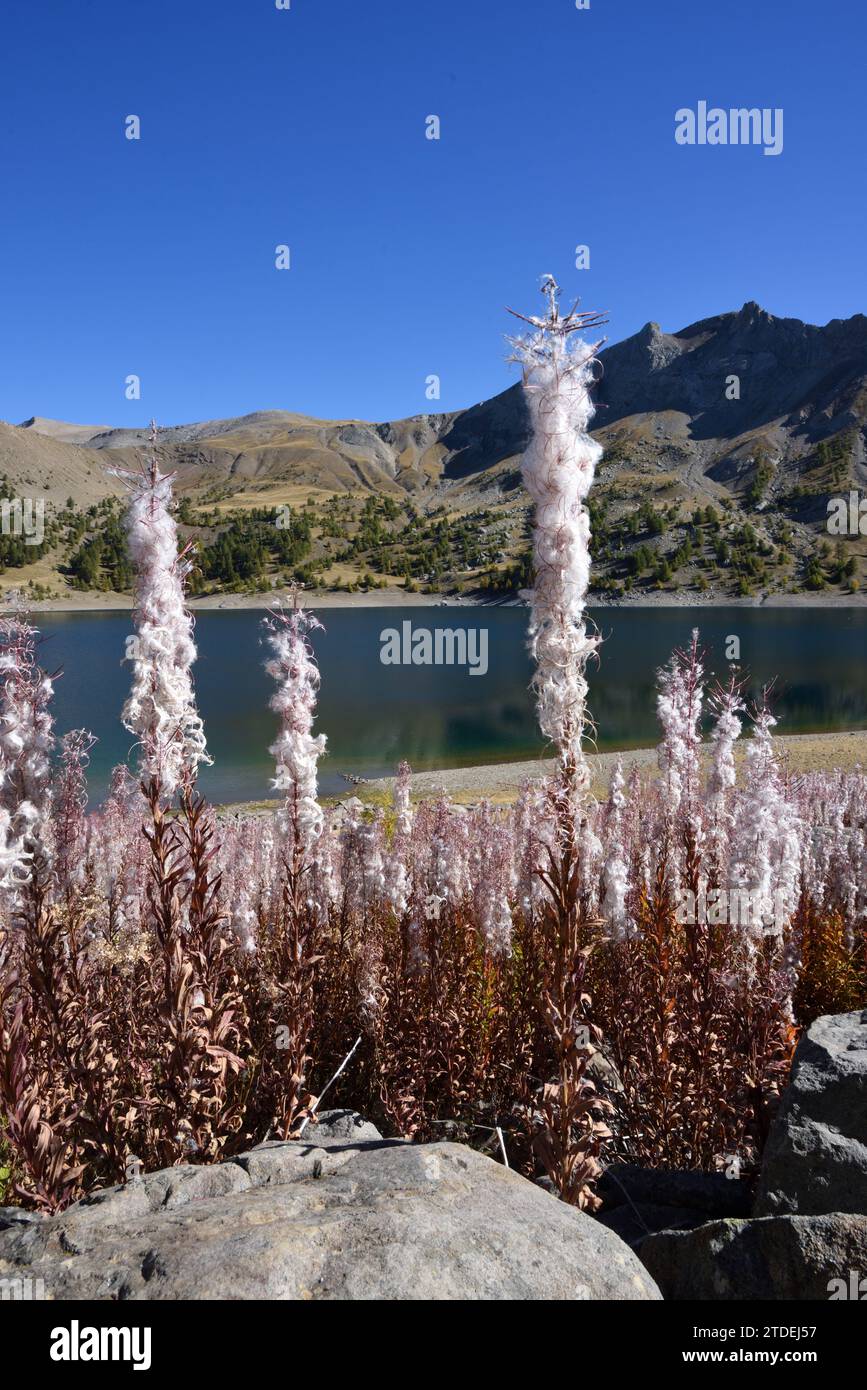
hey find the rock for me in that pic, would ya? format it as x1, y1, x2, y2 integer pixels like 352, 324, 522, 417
231, 1111, 397, 1188
640, 1010, 867, 1299
595, 1202, 709, 1248
598, 1163, 751, 1219
594, 1163, 750, 1251
66, 1160, 254, 1229
299, 1108, 384, 1146
641, 1213, 867, 1301
755, 1009, 867, 1217
0, 1208, 38, 1233
0, 1137, 660, 1301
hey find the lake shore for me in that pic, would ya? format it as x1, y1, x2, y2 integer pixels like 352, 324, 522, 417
1, 588, 472, 614
365, 727, 867, 803
5, 588, 865, 614
219, 727, 867, 815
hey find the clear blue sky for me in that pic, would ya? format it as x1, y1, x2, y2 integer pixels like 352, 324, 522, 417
1, 0, 864, 428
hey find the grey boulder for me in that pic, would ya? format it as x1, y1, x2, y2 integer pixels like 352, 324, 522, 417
756, 1008, 867, 1216
641, 1212, 867, 1301
595, 1163, 751, 1250
636, 1009, 867, 1299
0, 1114, 660, 1301
298, 1107, 384, 1147
595, 1202, 710, 1248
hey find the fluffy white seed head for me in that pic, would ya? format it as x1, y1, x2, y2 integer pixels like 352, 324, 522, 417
0, 613, 55, 883
264, 603, 327, 854
115, 446, 210, 797
509, 281, 605, 808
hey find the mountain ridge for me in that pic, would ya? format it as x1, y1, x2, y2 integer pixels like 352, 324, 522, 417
16, 300, 867, 452
2, 302, 866, 602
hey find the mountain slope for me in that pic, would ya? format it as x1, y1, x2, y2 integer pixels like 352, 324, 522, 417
3, 302, 866, 602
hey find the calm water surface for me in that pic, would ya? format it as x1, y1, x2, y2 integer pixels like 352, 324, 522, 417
36, 607, 867, 804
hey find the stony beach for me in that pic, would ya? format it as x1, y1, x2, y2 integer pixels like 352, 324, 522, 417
220, 727, 867, 815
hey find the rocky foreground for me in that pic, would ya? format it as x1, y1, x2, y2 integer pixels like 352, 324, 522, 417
637, 1008, 867, 1299
0, 1112, 658, 1301
1, 1009, 865, 1301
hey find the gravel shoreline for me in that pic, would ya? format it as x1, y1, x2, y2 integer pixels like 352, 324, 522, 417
367, 728, 867, 804
219, 728, 867, 816
5, 590, 865, 614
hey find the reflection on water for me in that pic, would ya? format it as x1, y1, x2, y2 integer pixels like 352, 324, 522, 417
36, 606, 867, 804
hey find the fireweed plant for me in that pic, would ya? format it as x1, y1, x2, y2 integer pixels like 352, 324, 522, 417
1, 311, 866, 1213
504, 277, 613, 1204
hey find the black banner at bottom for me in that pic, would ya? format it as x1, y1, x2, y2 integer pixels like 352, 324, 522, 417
3, 1296, 862, 1376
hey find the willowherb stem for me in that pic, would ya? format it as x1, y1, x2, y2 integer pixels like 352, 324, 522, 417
113, 423, 210, 801
509, 277, 611, 1207
0, 611, 55, 893
508, 274, 607, 829
263, 598, 327, 861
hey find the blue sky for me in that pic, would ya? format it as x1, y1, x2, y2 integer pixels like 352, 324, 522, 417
0, 0, 864, 428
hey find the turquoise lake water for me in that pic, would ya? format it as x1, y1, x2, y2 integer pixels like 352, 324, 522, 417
35, 606, 867, 804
